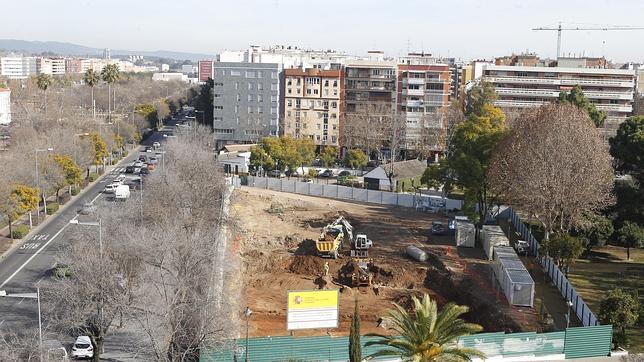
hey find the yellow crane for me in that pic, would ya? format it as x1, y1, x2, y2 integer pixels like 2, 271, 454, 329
532, 22, 644, 59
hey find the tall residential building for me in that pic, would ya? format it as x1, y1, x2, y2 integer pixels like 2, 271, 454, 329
220, 45, 360, 69
37, 57, 66, 75
344, 60, 397, 115
65, 58, 83, 73
396, 64, 452, 152
482, 63, 636, 133
198, 60, 214, 81
281, 68, 342, 148
0, 55, 37, 79
0, 88, 10, 125
212, 62, 280, 148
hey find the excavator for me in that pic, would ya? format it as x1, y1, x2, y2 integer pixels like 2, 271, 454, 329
316, 216, 354, 259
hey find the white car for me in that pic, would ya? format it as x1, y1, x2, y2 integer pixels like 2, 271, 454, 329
115, 184, 131, 200
71, 335, 94, 359
153, 141, 161, 149
113, 174, 126, 184
103, 183, 119, 194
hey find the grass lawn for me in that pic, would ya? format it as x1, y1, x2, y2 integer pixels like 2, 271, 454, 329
567, 246, 644, 352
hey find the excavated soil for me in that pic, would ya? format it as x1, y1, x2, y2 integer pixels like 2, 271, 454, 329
232, 187, 539, 337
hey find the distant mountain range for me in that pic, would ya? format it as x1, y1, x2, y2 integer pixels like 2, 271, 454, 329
0, 39, 213, 62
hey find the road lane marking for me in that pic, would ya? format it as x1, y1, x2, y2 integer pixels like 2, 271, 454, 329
0, 320, 4, 327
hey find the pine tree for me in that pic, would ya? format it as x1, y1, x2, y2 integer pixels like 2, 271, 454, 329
349, 299, 362, 362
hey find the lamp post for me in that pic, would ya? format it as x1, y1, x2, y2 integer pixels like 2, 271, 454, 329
35, 148, 54, 224
69, 219, 103, 350
244, 307, 252, 362
565, 300, 573, 328
0, 288, 43, 359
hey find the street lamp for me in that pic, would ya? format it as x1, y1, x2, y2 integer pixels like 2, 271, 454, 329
565, 300, 573, 328
244, 307, 252, 362
35, 148, 54, 224
0, 288, 43, 359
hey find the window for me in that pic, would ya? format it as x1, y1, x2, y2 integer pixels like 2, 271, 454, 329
257, 71, 262, 78
258, 94, 263, 102
307, 89, 312, 95
257, 83, 263, 91
317, 124, 321, 130
235, 82, 239, 90
426, 83, 443, 91
372, 69, 381, 76
324, 80, 329, 87
331, 101, 337, 108
287, 111, 291, 117
214, 128, 234, 134
248, 106, 253, 113
288, 88, 292, 94
271, 71, 278, 79
324, 89, 329, 96
317, 112, 322, 118
271, 107, 277, 114
236, 94, 241, 101
214, 82, 223, 86
258, 106, 263, 114
295, 99, 301, 107
287, 99, 293, 107
271, 95, 278, 102
214, 117, 223, 122
245, 71, 255, 78
287, 78, 292, 86
235, 105, 239, 113
214, 105, 223, 110
230, 70, 241, 76
316, 135, 320, 141
332, 136, 337, 143
333, 80, 338, 87
214, 94, 221, 98
331, 113, 337, 118
248, 94, 253, 102
245, 130, 261, 136
296, 88, 301, 94
313, 89, 319, 95
271, 83, 278, 91
248, 83, 253, 91
323, 101, 329, 108
384, 69, 395, 77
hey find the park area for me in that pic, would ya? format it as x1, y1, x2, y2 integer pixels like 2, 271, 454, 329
230, 187, 540, 338
567, 246, 644, 352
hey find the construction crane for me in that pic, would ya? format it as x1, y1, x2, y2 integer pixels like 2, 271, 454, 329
532, 22, 644, 59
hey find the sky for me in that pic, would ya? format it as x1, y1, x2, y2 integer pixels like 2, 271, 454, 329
4, 0, 644, 62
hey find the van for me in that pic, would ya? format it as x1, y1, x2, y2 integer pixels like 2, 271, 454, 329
115, 184, 131, 200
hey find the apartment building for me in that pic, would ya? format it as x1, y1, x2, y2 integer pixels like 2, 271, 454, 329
198, 60, 214, 82
220, 45, 360, 70
482, 62, 636, 132
281, 68, 342, 148
0, 55, 37, 79
65, 58, 83, 73
0, 88, 10, 125
212, 62, 280, 148
38, 57, 66, 76
344, 60, 397, 114
397, 64, 452, 151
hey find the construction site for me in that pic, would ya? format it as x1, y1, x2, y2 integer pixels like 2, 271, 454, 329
231, 187, 540, 337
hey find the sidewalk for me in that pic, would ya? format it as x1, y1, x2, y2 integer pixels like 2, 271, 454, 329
0, 149, 138, 259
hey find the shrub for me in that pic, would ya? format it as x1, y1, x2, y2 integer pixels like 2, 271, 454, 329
122, 150, 128, 157
308, 169, 318, 178
11, 224, 29, 239
70, 186, 79, 196
46, 202, 59, 215
88, 173, 99, 182
110, 159, 118, 165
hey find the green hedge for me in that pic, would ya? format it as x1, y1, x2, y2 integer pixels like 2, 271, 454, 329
88, 173, 99, 182
70, 186, 80, 196
110, 159, 118, 165
11, 225, 29, 239
46, 202, 59, 215
122, 150, 128, 157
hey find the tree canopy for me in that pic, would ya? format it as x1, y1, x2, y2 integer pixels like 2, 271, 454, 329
558, 85, 606, 127
319, 146, 338, 168
617, 221, 644, 260
598, 288, 640, 347
539, 233, 584, 273
343, 149, 368, 170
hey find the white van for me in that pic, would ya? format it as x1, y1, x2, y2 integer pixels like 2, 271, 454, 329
114, 184, 131, 200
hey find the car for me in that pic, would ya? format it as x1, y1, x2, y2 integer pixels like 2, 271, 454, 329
152, 141, 161, 149
285, 169, 300, 177
147, 163, 156, 171
319, 169, 334, 178
138, 155, 148, 162
103, 183, 119, 194
145, 146, 153, 153
431, 221, 446, 235
338, 170, 351, 177
268, 170, 285, 178
77, 202, 97, 215
134, 161, 144, 168
139, 167, 150, 175
303, 178, 314, 183
44, 339, 68, 361
148, 157, 158, 165
71, 336, 94, 359
125, 165, 136, 174
113, 174, 126, 184
115, 184, 131, 200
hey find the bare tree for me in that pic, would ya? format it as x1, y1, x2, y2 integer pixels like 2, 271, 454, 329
488, 103, 614, 239
0, 330, 40, 362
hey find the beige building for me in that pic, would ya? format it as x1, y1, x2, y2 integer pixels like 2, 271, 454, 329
37, 57, 66, 75
282, 68, 342, 147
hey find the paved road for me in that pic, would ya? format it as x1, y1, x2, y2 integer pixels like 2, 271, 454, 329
0, 126, 173, 336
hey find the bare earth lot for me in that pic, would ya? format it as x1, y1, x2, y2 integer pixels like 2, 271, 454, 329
232, 187, 539, 337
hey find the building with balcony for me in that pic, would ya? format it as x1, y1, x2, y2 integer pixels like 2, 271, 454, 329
0, 55, 37, 79
281, 68, 342, 148
482, 64, 636, 133
38, 57, 66, 75
344, 60, 397, 115
397, 64, 452, 152
0, 88, 11, 125
65, 58, 83, 73
198, 60, 214, 82
212, 62, 281, 148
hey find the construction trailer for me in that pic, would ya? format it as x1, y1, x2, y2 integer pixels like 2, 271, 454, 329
455, 221, 476, 248
482, 225, 510, 260
492, 245, 535, 307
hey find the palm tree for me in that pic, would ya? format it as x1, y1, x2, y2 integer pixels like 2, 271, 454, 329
83, 68, 100, 120
100, 64, 120, 122
366, 294, 484, 362
35, 73, 53, 113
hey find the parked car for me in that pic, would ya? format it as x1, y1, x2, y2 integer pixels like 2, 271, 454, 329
338, 170, 351, 177
145, 146, 153, 153
268, 169, 285, 178
285, 170, 300, 177
77, 202, 97, 215
139, 167, 150, 176
71, 336, 94, 359
44, 339, 68, 361
148, 157, 158, 165
319, 169, 334, 178
152, 141, 161, 149
125, 165, 136, 174
431, 221, 446, 235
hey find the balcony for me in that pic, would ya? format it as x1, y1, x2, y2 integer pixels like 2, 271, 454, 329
405, 78, 425, 85
495, 87, 633, 101
403, 99, 424, 107
484, 76, 634, 88
595, 104, 633, 113
403, 89, 425, 96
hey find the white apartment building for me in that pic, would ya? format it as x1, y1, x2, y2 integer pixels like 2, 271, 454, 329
0, 55, 37, 79
220, 45, 363, 70
482, 64, 636, 133
152, 72, 188, 82
0, 88, 11, 125
38, 57, 66, 75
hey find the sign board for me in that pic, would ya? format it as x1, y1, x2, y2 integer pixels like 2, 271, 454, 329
287, 290, 339, 330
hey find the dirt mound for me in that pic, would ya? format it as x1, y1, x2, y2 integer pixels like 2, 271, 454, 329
288, 255, 325, 276
294, 238, 317, 255
371, 264, 394, 285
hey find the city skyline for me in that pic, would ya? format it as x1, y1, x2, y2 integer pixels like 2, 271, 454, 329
2, 0, 644, 62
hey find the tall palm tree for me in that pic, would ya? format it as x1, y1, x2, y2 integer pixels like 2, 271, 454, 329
366, 294, 484, 362
35, 73, 53, 113
100, 64, 120, 122
83, 68, 100, 120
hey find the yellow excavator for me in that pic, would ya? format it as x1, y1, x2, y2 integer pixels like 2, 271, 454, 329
316, 216, 354, 259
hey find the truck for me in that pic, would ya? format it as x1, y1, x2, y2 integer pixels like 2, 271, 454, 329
316, 217, 353, 259
114, 184, 131, 201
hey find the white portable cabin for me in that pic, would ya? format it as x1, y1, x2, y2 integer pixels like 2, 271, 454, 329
482, 225, 509, 260
455, 221, 476, 248
492, 245, 535, 307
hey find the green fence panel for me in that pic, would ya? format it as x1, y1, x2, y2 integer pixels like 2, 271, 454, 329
459, 331, 565, 358
564, 325, 613, 359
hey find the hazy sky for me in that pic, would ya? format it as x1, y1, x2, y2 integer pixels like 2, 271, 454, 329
4, 0, 644, 62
